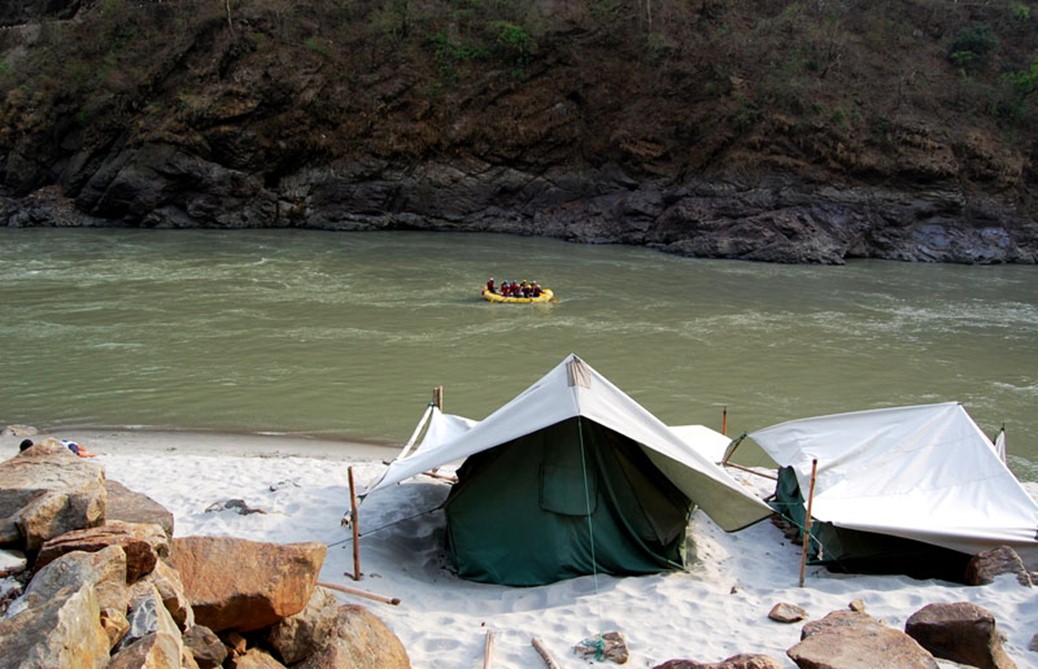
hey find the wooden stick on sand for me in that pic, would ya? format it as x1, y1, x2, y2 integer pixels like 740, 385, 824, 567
318, 581, 401, 606
483, 629, 495, 669
531, 637, 560, 669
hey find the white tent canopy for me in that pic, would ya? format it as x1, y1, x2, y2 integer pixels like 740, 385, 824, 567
750, 402, 1038, 561
365, 354, 772, 532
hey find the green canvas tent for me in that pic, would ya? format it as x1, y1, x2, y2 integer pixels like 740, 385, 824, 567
364, 354, 772, 586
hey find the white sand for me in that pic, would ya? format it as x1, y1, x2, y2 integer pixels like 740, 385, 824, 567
5, 430, 1037, 668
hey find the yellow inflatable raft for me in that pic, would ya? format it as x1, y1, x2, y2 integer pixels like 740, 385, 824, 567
481, 288, 555, 304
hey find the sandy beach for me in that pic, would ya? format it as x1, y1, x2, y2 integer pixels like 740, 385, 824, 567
3, 429, 1036, 668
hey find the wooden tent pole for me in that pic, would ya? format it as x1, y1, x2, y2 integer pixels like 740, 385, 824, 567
799, 458, 819, 587
721, 405, 728, 435
348, 466, 361, 581
483, 629, 495, 668
433, 385, 444, 410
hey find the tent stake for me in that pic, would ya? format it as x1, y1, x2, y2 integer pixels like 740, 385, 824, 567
799, 458, 819, 587
531, 637, 560, 669
348, 466, 361, 581
483, 629, 495, 668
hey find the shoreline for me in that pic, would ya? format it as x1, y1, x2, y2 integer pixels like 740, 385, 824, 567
2, 426, 401, 461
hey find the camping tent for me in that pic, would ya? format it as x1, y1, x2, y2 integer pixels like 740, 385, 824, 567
364, 354, 772, 586
750, 402, 1038, 576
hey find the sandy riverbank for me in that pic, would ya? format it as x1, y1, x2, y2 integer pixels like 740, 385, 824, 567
2, 427, 1036, 668
2, 427, 400, 461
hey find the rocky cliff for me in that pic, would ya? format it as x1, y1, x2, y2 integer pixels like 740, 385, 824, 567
2, 0, 1037, 263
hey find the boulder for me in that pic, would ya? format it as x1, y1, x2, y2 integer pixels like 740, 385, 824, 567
100, 606, 130, 649
267, 585, 340, 664
135, 556, 194, 631
36, 519, 170, 582
105, 479, 175, 537
965, 546, 1033, 587
183, 624, 228, 669
905, 601, 1017, 669
229, 647, 289, 668
788, 610, 938, 669
0, 438, 106, 551
107, 631, 183, 669
115, 582, 184, 655
294, 604, 411, 669
170, 536, 326, 632
769, 602, 808, 623
653, 655, 784, 669
12, 544, 129, 617
0, 582, 110, 668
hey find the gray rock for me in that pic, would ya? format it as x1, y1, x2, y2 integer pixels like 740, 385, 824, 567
182, 624, 228, 669
788, 610, 938, 669
105, 479, 175, 538
109, 581, 184, 667
135, 557, 194, 631
6, 150, 1038, 265
768, 602, 808, 623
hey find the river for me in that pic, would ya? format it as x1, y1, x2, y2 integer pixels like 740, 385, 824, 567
1, 228, 1035, 480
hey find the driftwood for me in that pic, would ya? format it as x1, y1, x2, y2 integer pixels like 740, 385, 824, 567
531, 637, 560, 669
318, 580, 401, 606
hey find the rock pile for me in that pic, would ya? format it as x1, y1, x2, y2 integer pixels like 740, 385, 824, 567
0, 439, 410, 668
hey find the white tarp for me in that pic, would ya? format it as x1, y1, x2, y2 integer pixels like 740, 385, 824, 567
750, 402, 1038, 560
365, 354, 772, 532
669, 424, 733, 464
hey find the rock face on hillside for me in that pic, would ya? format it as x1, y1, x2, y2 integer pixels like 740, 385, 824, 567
1, 1, 1036, 264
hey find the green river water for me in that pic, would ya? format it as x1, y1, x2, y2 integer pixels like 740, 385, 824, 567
1, 227, 1035, 480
